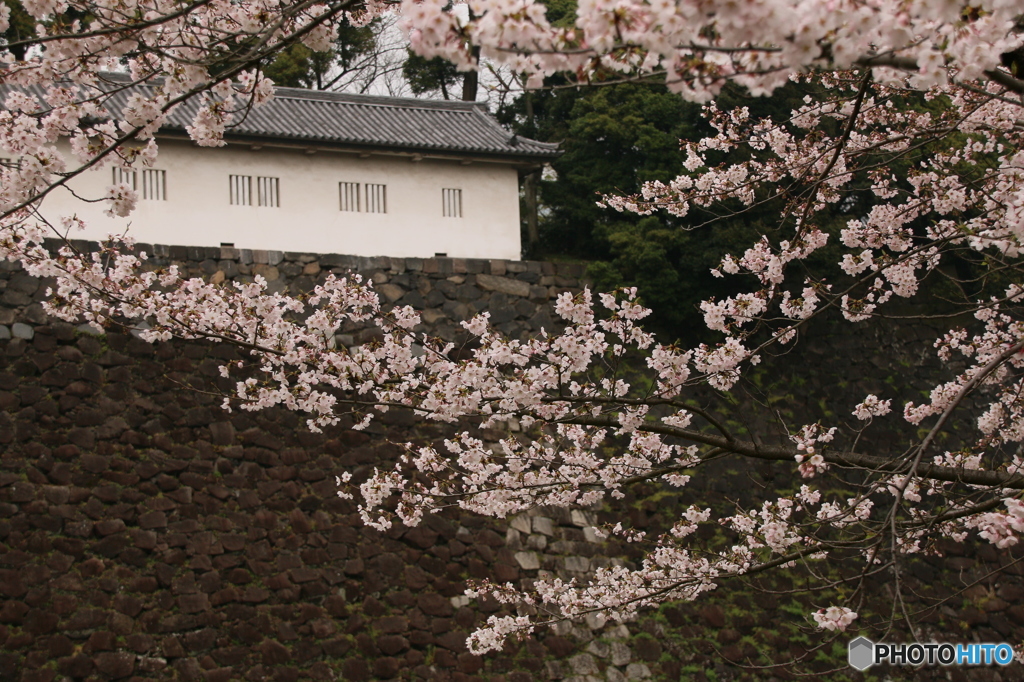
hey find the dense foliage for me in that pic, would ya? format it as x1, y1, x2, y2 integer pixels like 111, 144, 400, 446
263, 19, 378, 90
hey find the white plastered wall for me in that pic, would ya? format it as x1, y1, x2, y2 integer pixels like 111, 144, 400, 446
37, 138, 524, 259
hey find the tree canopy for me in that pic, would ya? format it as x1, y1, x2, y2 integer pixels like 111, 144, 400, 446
402, 50, 460, 100
263, 19, 377, 90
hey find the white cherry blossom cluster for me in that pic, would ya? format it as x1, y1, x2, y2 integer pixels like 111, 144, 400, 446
4, 0, 1024, 659
852, 395, 892, 421
813, 606, 858, 632
791, 424, 837, 478
967, 499, 1024, 549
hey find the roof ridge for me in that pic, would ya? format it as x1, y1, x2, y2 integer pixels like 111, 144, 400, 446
272, 87, 489, 113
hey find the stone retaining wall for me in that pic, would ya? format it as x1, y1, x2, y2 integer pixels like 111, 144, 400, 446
4, 244, 1024, 682
0, 241, 587, 345
0, 244, 659, 682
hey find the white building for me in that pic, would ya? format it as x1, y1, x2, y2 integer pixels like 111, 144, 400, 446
9, 83, 559, 260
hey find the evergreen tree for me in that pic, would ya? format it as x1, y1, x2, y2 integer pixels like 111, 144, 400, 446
1, 0, 34, 60
402, 51, 460, 100
263, 19, 377, 90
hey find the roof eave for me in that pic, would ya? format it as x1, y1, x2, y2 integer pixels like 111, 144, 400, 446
156, 128, 562, 165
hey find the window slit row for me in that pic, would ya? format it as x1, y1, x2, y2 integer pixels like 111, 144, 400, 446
230, 175, 251, 205
142, 169, 166, 201
112, 168, 169, 201
258, 176, 279, 207
112, 167, 137, 190
340, 182, 360, 212
340, 182, 387, 213
48, 167, 470, 214
442, 188, 462, 218
366, 183, 386, 214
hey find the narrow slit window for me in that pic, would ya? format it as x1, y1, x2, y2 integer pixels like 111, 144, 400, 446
112, 167, 137, 190
257, 176, 279, 208
142, 169, 166, 201
442, 188, 462, 218
339, 182, 360, 212
230, 175, 252, 205
366, 183, 386, 214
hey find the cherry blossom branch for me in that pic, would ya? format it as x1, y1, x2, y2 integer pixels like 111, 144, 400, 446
556, 416, 1024, 490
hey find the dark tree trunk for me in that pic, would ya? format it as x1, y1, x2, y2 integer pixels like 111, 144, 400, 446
461, 47, 481, 101
524, 171, 539, 248
523, 90, 539, 248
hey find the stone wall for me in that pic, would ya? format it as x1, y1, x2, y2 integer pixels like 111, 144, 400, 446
0, 244, 667, 682
0, 241, 588, 346
4, 244, 1024, 682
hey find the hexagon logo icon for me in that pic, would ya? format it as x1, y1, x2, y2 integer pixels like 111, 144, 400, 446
848, 636, 875, 671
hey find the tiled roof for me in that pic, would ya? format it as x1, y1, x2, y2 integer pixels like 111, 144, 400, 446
0, 75, 560, 161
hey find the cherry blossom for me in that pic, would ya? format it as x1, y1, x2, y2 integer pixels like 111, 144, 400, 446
3, 0, 1024, 662
853, 395, 892, 421
813, 606, 858, 632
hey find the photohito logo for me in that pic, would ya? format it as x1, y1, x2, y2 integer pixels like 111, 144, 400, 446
848, 637, 1015, 671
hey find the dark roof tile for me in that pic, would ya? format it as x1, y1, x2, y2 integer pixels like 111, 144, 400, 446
0, 75, 560, 160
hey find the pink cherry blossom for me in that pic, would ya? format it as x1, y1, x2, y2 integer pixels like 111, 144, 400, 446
3, 0, 1024, 658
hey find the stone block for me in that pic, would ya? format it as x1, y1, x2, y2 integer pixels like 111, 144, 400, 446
571, 510, 595, 527
404, 526, 438, 549
526, 534, 547, 551
606, 668, 627, 682
376, 635, 409, 656
139, 511, 168, 529
570, 653, 599, 675
259, 638, 291, 665
417, 593, 451, 617
252, 264, 279, 281
625, 663, 651, 679
504, 528, 522, 550
94, 651, 135, 678
434, 630, 468, 652
94, 519, 126, 536
208, 421, 236, 445
2, 286, 33, 305
532, 516, 556, 536
138, 656, 168, 673
375, 616, 409, 634
610, 641, 632, 666
11, 323, 33, 340
514, 551, 540, 570
58, 654, 95, 677
24, 610, 59, 636
544, 635, 575, 658
376, 283, 405, 303
289, 568, 320, 583
476, 273, 531, 298
177, 593, 211, 613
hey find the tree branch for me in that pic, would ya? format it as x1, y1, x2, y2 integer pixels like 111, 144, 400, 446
557, 416, 1024, 490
